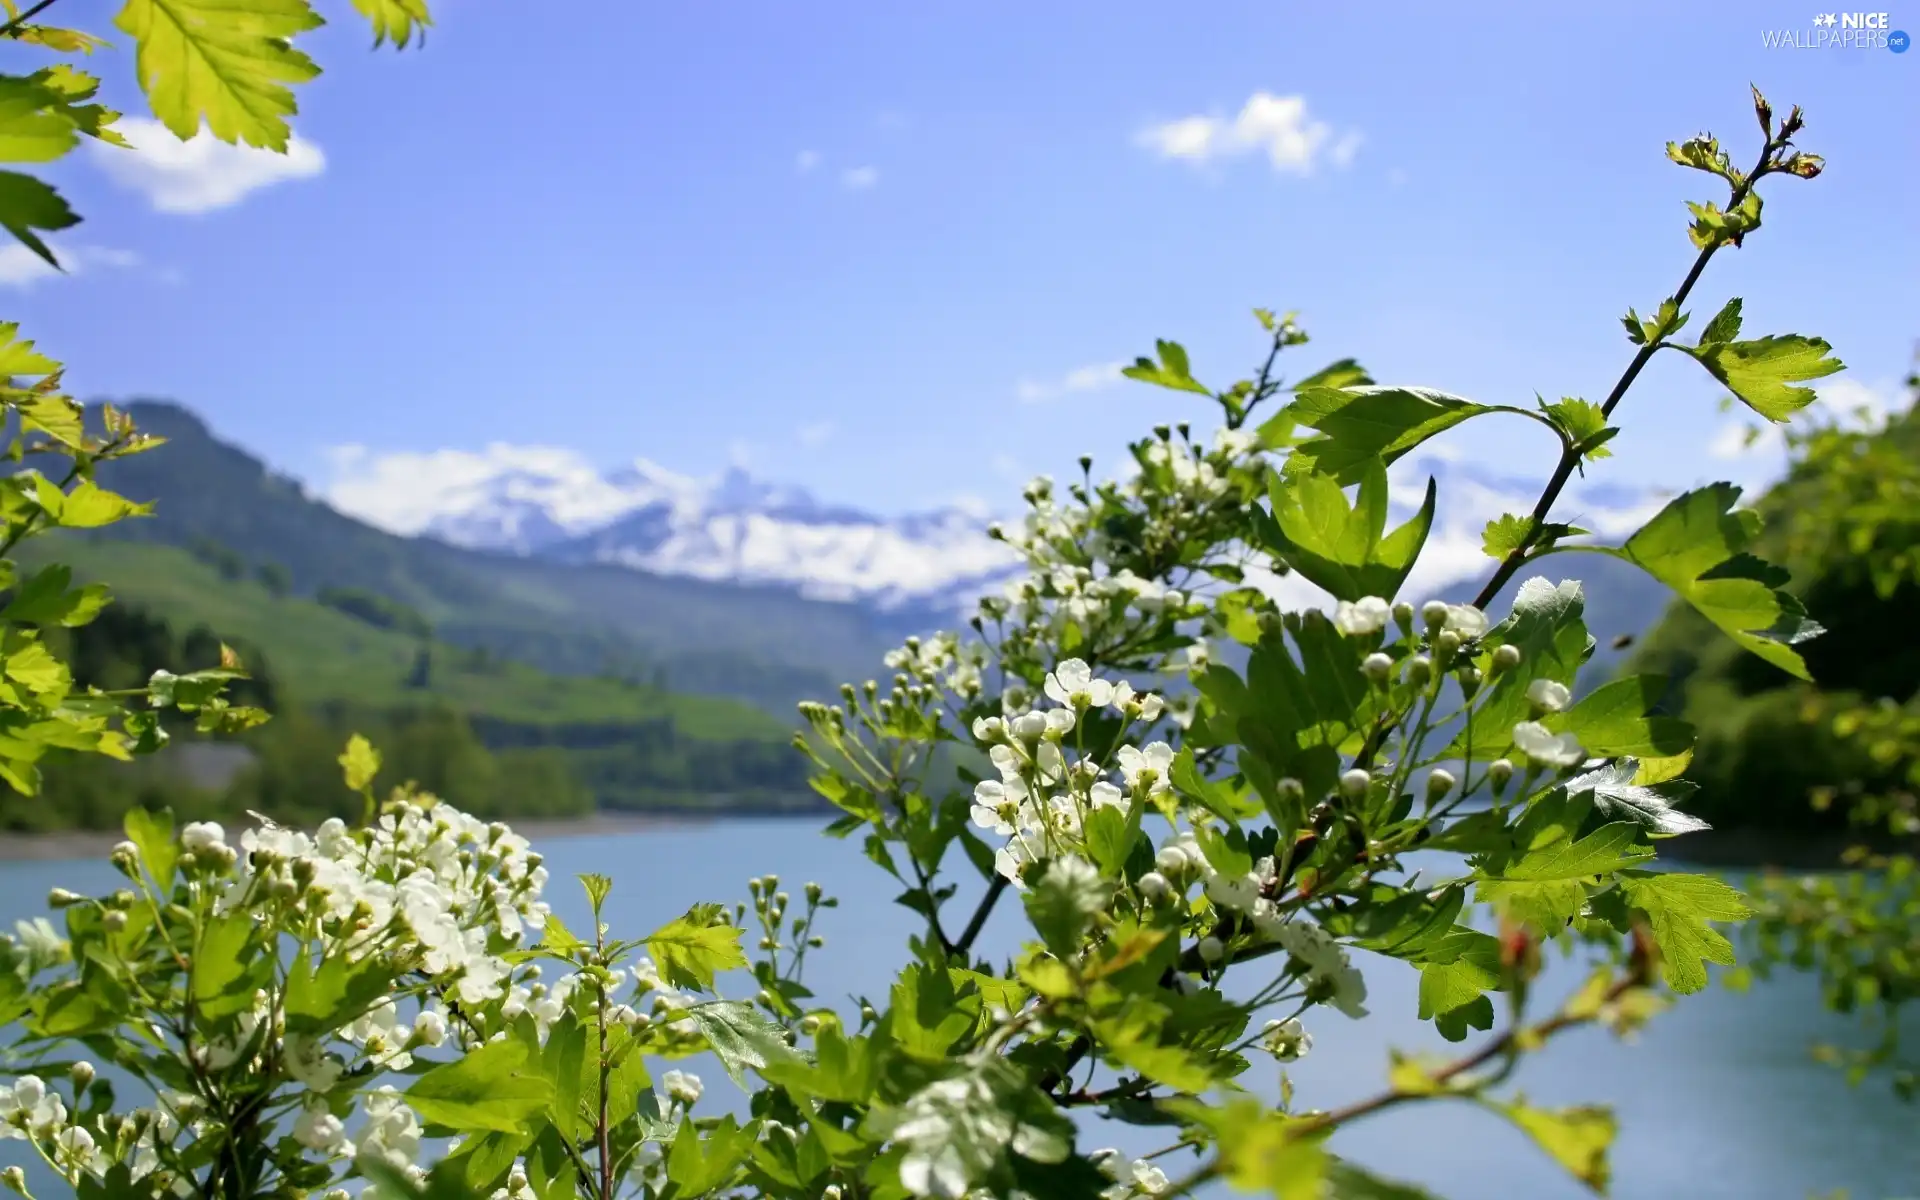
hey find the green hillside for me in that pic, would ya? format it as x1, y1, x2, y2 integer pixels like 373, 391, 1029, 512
1626, 375, 1920, 834
19, 536, 785, 740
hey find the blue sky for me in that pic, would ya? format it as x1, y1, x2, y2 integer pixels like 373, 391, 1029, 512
10, 0, 1916, 521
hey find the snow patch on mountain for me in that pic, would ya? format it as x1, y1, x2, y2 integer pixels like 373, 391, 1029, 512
319, 440, 1669, 619
321, 443, 1025, 609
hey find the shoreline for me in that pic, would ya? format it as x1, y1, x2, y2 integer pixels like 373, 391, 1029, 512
0, 810, 755, 864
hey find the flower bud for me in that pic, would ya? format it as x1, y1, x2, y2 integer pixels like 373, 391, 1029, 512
2, 1166, 26, 1196
47, 887, 83, 909
1392, 600, 1416, 630
1137, 872, 1172, 902
1360, 652, 1394, 685
1276, 777, 1305, 804
799, 1015, 821, 1036
1407, 655, 1433, 688
804, 881, 824, 905
102, 910, 127, 933
1435, 629, 1461, 658
1491, 643, 1522, 673
1339, 768, 1371, 799
1154, 845, 1189, 875
1455, 665, 1482, 699
1488, 758, 1514, 790
1197, 936, 1225, 964
70, 1061, 95, 1091
1421, 600, 1451, 631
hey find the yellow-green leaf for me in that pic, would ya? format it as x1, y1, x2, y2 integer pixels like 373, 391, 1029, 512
1490, 1099, 1615, 1193
54, 481, 150, 528
1617, 872, 1753, 994
0, 322, 59, 376
337, 733, 380, 791
647, 909, 748, 990
114, 0, 324, 151
351, 0, 431, 48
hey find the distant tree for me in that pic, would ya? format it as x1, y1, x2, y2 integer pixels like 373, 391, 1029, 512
257, 561, 291, 596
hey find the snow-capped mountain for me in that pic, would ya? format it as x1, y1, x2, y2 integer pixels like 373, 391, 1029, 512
322, 438, 1678, 626
321, 445, 1025, 612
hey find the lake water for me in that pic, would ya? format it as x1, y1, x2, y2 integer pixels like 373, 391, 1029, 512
3, 819, 1916, 1199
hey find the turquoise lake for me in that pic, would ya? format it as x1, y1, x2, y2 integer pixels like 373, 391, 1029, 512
3, 818, 1916, 1199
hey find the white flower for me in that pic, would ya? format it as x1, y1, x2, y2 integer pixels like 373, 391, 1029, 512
1206, 872, 1262, 913
1044, 659, 1114, 708
1512, 721, 1585, 767
1526, 678, 1573, 714
1261, 1017, 1312, 1061
1137, 693, 1166, 722
284, 1034, 344, 1093
294, 1101, 350, 1153
181, 821, 228, 854
663, 1070, 703, 1106
413, 1009, 448, 1048
1087, 781, 1125, 811
1327, 963, 1369, 1019
1443, 605, 1489, 639
1333, 596, 1392, 637
1117, 743, 1176, 794
12, 918, 65, 963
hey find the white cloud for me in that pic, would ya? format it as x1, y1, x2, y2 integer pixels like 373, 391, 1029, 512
1015, 360, 1127, 404
89, 117, 325, 214
840, 165, 879, 190
1137, 92, 1358, 175
1707, 376, 1903, 462
322, 443, 615, 535
796, 149, 821, 173
797, 421, 835, 448
0, 241, 141, 288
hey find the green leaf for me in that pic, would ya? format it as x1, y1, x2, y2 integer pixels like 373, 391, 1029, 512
284, 948, 394, 1035
540, 1014, 587, 1139
1617, 873, 1752, 994
122, 805, 177, 890
1023, 857, 1109, 958
0, 321, 59, 375
1288, 358, 1374, 394
1489, 1099, 1615, 1193
1122, 339, 1212, 396
1677, 332, 1844, 422
53, 481, 149, 528
114, 0, 325, 151
888, 962, 979, 1060
1324, 1161, 1448, 1199
406, 1038, 553, 1134
1443, 578, 1592, 761
1595, 483, 1822, 680
1475, 818, 1651, 929
351, 0, 431, 47
1698, 297, 1743, 346
1261, 458, 1435, 602
646, 905, 748, 990
1481, 514, 1534, 560
1279, 385, 1490, 484
191, 912, 259, 1018
1560, 760, 1707, 837
683, 999, 805, 1089
0, 168, 79, 267
1544, 675, 1694, 760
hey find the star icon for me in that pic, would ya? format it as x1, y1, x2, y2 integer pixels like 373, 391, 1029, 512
1814, 12, 1837, 26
